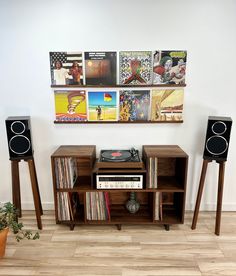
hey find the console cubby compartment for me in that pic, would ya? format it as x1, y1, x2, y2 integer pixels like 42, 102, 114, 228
51, 146, 96, 191
109, 192, 154, 223
161, 192, 185, 224
56, 191, 85, 224
85, 191, 111, 222
157, 158, 187, 191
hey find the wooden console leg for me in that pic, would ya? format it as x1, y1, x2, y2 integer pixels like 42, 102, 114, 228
116, 224, 122, 230
164, 224, 170, 231
215, 162, 225, 236
11, 160, 22, 217
70, 224, 75, 231
191, 159, 210, 230
27, 159, 42, 230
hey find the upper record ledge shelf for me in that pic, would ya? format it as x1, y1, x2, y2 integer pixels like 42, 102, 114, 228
51, 84, 186, 88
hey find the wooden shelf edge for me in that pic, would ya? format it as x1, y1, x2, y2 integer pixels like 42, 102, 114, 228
51, 84, 186, 88
54, 120, 184, 124
56, 188, 185, 192
57, 220, 182, 225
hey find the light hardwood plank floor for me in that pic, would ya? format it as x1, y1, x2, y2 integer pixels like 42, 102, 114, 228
1, 211, 236, 276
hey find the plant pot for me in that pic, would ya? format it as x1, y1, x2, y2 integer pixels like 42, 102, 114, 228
0, 228, 9, 258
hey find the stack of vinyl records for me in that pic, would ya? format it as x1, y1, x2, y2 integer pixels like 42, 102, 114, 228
57, 192, 74, 221
54, 157, 78, 188
154, 192, 162, 221
86, 192, 110, 221
148, 157, 158, 188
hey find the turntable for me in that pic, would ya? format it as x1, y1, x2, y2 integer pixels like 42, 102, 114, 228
100, 148, 140, 162
95, 148, 144, 169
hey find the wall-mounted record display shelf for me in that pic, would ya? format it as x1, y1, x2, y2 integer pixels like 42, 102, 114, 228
52, 84, 185, 124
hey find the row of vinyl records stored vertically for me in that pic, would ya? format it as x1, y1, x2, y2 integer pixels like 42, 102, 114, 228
148, 157, 158, 188
54, 157, 78, 188
57, 191, 164, 222
57, 192, 75, 221
155, 192, 162, 221
86, 192, 111, 221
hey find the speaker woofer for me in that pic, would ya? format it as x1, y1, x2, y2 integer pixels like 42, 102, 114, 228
206, 135, 228, 156
11, 121, 26, 134
212, 121, 227, 135
9, 135, 31, 155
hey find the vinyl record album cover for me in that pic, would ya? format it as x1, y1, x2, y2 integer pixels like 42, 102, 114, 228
50, 52, 83, 85
119, 51, 152, 85
85, 52, 117, 85
88, 91, 117, 121
151, 89, 184, 121
153, 50, 187, 85
119, 90, 150, 121
54, 90, 87, 122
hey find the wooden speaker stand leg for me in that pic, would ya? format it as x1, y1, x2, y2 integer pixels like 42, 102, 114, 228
191, 159, 210, 230
11, 160, 22, 218
27, 158, 42, 230
31, 158, 43, 215
215, 161, 225, 236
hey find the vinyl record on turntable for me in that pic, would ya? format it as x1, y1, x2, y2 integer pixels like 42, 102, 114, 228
101, 150, 132, 162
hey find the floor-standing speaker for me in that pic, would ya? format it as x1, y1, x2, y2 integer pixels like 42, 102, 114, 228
203, 116, 232, 161
6, 116, 33, 160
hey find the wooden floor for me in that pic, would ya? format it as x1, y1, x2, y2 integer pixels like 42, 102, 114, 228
1, 211, 236, 275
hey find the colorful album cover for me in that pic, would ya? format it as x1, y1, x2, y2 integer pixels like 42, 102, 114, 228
151, 89, 184, 121
88, 91, 117, 121
153, 50, 187, 85
119, 90, 150, 121
54, 90, 87, 122
85, 52, 117, 85
119, 51, 152, 85
50, 52, 84, 85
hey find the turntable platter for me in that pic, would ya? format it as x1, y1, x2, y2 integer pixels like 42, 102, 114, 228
101, 150, 132, 162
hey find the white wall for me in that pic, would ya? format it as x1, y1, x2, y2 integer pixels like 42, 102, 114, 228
0, 0, 236, 211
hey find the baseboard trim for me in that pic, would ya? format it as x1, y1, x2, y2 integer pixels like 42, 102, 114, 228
21, 202, 55, 210
3, 202, 236, 212
186, 203, 236, 211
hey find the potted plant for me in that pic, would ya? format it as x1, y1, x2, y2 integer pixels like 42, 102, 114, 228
0, 202, 39, 258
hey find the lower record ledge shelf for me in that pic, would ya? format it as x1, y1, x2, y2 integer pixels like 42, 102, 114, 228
54, 120, 183, 124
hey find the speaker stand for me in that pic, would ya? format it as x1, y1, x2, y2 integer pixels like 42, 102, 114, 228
11, 157, 43, 230
191, 159, 226, 235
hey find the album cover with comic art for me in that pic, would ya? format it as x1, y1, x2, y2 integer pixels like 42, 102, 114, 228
54, 90, 87, 122
153, 50, 187, 85
85, 52, 117, 85
50, 52, 84, 85
119, 90, 150, 121
88, 91, 117, 121
119, 51, 152, 85
151, 89, 184, 121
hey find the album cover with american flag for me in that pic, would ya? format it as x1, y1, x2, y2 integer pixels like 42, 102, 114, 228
50, 52, 84, 85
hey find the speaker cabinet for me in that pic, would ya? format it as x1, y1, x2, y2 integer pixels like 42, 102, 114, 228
6, 116, 33, 160
203, 116, 232, 161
